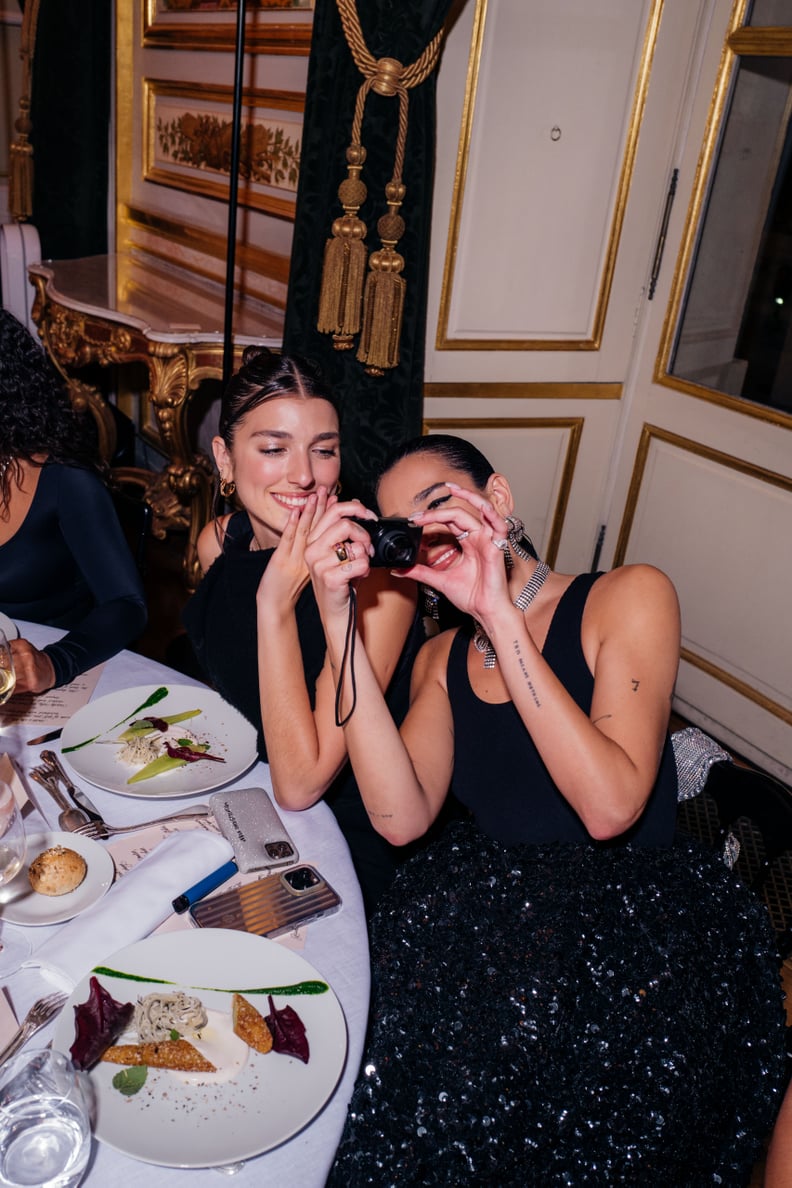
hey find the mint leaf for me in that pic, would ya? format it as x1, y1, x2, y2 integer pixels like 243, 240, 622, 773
169, 1029, 181, 1041
112, 1066, 148, 1096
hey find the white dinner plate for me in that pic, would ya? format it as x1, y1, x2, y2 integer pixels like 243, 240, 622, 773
0, 830, 114, 926
52, 930, 348, 1168
60, 684, 257, 798
0, 612, 19, 641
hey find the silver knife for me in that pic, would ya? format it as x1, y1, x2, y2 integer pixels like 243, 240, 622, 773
26, 728, 63, 746
40, 750, 107, 833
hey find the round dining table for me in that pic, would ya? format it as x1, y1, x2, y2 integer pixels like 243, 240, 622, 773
0, 622, 370, 1186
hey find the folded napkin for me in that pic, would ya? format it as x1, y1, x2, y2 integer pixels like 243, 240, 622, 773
25, 831, 234, 990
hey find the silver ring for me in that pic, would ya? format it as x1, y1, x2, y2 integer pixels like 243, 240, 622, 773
456, 531, 470, 541
334, 542, 349, 563
492, 537, 509, 551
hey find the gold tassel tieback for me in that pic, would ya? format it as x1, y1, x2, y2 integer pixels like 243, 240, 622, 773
317, 144, 368, 349
358, 185, 405, 375
316, 0, 446, 373
10, 105, 34, 222
9, 0, 42, 222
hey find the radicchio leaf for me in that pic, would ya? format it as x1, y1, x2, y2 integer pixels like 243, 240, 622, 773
163, 742, 225, 764
264, 995, 309, 1063
70, 976, 134, 1070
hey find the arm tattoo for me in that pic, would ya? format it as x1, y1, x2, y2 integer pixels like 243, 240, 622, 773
592, 714, 613, 726
512, 640, 541, 708
367, 810, 394, 820
631, 679, 640, 692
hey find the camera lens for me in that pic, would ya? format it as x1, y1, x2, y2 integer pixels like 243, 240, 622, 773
284, 867, 320, 891
352, 517, 422, 567
378, 526, 418, 567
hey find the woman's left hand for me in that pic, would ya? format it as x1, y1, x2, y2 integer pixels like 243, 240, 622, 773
9, 638, 56, 694
398, 484, 514, 626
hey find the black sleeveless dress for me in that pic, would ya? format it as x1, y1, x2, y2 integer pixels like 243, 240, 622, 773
328, 575, 786, 1185
182, 510, 425, 915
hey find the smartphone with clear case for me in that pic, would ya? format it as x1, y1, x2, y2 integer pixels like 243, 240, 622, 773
189, 865, 342, 938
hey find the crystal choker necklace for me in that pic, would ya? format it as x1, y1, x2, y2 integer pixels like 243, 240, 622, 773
472, 561, 550, 669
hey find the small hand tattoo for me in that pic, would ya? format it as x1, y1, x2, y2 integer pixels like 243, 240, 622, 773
631, 679, 640, 692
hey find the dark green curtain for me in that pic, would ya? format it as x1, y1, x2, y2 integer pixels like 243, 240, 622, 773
283, 0, 454, 501
27, 0, 111, 259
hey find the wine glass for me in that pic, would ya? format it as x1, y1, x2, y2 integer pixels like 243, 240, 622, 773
0, 632, 15, 706
0, 782, 31, 976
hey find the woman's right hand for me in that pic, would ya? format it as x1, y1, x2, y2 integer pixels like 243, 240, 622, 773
256, 486, 332, 610
9, 638, 56, 694
304, 498, 378, 620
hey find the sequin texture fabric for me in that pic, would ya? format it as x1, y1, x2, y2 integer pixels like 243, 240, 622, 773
328, 823, 786, 1186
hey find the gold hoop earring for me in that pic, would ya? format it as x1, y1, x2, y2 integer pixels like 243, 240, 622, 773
220, 478, 236, 499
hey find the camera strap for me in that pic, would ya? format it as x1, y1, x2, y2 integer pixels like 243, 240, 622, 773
334, 585, 359, 728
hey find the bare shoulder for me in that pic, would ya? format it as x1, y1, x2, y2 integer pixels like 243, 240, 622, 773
587, 564, 680, 639
411, 628, 457, 691
196, 515, 230, 573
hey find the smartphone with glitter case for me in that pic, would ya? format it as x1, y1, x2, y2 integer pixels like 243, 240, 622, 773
209, 787, 298, 872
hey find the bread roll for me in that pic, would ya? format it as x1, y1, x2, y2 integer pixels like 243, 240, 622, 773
28, 845, 87, 896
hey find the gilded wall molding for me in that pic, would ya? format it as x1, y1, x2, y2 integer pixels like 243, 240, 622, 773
422, 415, 583, 567
424, 381, 621, 400
142, 79, 303, 222
654, 0, 792, 431
143, 1, 311, 54
613, 422, 792, 727
436, 0, 664, 352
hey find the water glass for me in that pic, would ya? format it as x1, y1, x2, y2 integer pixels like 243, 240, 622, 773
0, 1049, 91, 1188
0, 633, 15, 706
0, 782, 30, 976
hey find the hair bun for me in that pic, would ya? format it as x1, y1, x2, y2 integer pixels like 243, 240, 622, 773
241, 344, 276, 369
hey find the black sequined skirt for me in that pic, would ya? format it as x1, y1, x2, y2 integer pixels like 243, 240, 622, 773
328, 822, 787, 1187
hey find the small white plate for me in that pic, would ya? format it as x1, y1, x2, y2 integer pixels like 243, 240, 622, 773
0, 612, 19, 641
0, 830, 115, 926
60, 684, 258, 799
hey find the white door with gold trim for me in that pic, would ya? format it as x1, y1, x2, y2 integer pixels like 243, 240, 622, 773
423, 0, 792, 779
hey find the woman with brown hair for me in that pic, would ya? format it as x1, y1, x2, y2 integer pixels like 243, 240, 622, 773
183, 347, 423, 914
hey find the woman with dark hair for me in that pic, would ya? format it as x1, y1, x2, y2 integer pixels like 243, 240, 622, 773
182, 346, 422, 914
303, 433, 786, 1183
0, 310, 147, 691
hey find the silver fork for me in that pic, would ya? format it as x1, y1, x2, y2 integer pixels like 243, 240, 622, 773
0, 992, 68, 1067
70, 806, 212, 840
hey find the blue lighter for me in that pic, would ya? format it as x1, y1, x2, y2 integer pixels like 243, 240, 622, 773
172, 858, 239, 914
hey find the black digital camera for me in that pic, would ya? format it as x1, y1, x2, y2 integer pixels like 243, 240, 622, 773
355, 517, 422, 568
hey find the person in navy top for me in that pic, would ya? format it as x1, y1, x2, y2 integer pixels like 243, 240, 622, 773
0, 310, 146, 690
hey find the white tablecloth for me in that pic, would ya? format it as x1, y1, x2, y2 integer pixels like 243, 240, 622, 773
0, 622, 369, 1186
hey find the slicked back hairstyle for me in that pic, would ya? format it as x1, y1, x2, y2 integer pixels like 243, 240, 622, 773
217, 346, 339, 448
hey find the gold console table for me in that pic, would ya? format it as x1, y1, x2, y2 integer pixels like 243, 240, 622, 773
28, 253, 283, 588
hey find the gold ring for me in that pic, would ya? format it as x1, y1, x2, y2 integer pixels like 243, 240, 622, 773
334, 542, 349, 563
